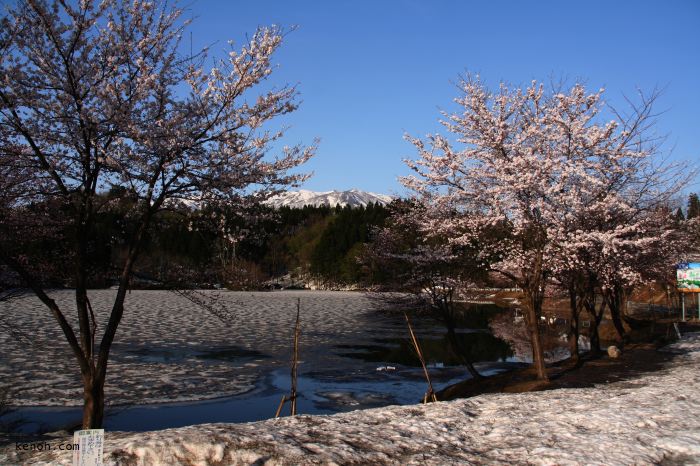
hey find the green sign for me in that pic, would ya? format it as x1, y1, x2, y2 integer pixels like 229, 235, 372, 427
677, 263, 700, 292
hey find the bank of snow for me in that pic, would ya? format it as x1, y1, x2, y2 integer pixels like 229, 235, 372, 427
5, 335, 700, 465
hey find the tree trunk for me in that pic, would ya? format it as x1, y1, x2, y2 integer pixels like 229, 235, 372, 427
523, 287, 549, 382
589, 320, 600, 357
605, 285, 627, 344
517, 248, 549, 382
610, 308, 626, 343
527, 306, 549, 382
585, 298, 605, 357
568, 285, 580, 366
82, 372, 105, 429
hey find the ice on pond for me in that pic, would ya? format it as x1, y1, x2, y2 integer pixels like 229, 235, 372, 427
0, 290, 514, 409
1, 289, 530, 438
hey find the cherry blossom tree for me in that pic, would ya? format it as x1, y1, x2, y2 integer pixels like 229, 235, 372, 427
402, 75, 687, 380
549, 91, 691, 354
0, 0, 313, 428
554, 209, 680, 356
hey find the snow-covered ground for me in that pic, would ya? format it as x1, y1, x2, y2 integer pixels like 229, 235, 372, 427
4, 334, 700, 465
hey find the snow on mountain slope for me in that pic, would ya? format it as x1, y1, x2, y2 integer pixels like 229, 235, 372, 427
266, 189, 393, 208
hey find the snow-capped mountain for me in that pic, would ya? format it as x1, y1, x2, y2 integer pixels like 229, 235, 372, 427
266, 189, 393, 208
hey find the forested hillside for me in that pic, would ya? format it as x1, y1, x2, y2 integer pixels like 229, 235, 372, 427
0, 194, 390, 290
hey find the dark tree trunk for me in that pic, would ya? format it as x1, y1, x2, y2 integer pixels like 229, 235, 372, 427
495, 260, 548, 381
80, 206, 153, 428
604, 285, 627, 345
519, 246, 549, 382
82, 372, 105, 429
525, 290, 548, 381
585, 297, 605, 357
526, 308, 548, 381
568, 285, 580, 366
589, 320, 600, 357
610, 309, 626, 343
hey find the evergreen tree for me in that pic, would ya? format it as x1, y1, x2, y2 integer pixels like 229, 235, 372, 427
674, 207, 685, 222
688, 193, 700, 219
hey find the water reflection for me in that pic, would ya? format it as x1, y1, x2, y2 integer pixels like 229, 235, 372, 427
336, 332, 513, 367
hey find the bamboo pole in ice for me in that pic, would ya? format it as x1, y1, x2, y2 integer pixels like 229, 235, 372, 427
404, 312, 437, 403
276, 299, 301, 417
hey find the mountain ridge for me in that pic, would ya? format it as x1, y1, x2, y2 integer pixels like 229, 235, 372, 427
266, 189, 393, 208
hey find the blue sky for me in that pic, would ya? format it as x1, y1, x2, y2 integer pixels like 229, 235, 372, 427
187, 0, 700, 196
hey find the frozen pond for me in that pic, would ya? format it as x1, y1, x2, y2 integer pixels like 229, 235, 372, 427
0, 290, 517, 432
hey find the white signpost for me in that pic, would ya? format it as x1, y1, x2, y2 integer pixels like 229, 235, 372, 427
73, 429, 104, 466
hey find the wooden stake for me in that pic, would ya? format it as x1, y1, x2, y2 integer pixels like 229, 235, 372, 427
275, 298, 302, 417
275, 395, 287, 418
290, 298, 301, 416
404, 312, 437, 403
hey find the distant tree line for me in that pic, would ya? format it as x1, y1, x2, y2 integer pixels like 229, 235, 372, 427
0, 196, 391, 290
